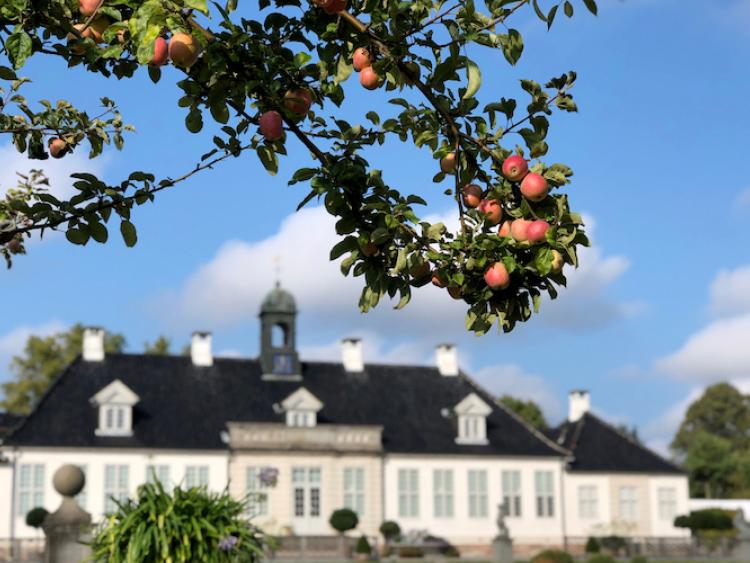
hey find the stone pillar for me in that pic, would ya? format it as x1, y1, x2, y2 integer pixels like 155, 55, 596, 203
734, 509, 750, 562
491, 503, 513, 563
42, 464, 92, 563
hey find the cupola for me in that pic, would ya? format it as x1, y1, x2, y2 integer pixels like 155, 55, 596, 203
260, 282, 301, 379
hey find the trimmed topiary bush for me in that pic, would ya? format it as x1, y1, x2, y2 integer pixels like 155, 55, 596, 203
585, 537, 600, 554
587, 555, 614, 563
530, 549, 574, 563
600, 535, 626, 554
329, 508, 359, 534
25, 507, 48, 529
355, 535, 371, 555
379, 520, 401, 542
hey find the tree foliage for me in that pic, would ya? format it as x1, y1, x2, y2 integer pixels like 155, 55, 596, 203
0, 323, 125, 413
0, 0, 598, 335
499, 394, 547, 429
144, 335, 171, 355
671, 382, 750, 498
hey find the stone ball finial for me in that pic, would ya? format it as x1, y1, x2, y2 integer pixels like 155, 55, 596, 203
52, 464, 85, 497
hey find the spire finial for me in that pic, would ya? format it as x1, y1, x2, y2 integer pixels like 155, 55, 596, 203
273, 255, 281, 287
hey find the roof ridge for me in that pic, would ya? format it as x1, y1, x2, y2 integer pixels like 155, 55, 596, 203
457, 370, 572, 458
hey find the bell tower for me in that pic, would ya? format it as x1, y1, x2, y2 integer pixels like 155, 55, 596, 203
259, 282, 301, 379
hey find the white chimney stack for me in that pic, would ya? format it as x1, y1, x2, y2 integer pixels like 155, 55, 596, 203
82, 327, 105, 362
341, 338, 364, 372
568, 389, 590, 422
436, 344, 459, 376
191, 332, 213, 367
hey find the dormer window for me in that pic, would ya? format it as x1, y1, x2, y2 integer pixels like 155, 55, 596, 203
281, 387, 323, 428
453, 393, 492, 445
90, 379, 139, 437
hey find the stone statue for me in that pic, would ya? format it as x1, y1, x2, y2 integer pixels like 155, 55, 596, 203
42, 464, 92, 563
491, 503, 512, 563
495, 503, 509, 539
733, 508, 750, 562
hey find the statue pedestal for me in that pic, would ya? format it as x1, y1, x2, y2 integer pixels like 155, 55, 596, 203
41, 465, 92, 563
735, 538, 750, 562
491, 535, 513, 563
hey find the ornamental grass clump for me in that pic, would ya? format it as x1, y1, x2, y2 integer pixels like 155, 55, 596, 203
89, 479, 265, 562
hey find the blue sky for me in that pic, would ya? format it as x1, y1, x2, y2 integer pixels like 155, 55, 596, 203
2, 0, 749, 454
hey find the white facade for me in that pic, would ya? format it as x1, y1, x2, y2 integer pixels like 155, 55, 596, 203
2, 448, 227, 539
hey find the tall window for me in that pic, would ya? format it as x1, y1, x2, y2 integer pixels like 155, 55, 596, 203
618, 486, 638, 521
501, 470, 522, 517
146, 464, 170, 486
468, 470, 488, 518
578, 485, 598, 519
657, 487, 677, 521
17, 464, 44, 516
398, 469, 419, 518
292, 467, 321, 518
343, 468, 365, 516
534, 471, 554, 518
104, 465, 129, 513
185, 466, 209, 489
286, 411, 315, 427
433, 469, 454, 518
246, 467, 269, 516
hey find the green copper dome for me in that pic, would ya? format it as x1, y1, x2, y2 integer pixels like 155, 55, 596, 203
260, 282, 297, 314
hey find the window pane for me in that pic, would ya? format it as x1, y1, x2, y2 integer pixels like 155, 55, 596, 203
294, 488, 304, 517
310, 487, 320, 517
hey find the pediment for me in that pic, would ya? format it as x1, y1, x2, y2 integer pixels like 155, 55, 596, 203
281, 387, 323, 412
90, 379, 139, 406
454, 392, 492, 416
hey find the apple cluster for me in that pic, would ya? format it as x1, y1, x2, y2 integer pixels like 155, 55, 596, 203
352, 48, 381, 91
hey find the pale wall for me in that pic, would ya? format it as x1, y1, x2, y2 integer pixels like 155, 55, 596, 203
0, 462, 12, 538
384, 454, 566, 546
4, 447, 227, 539
229, 451, 383, 538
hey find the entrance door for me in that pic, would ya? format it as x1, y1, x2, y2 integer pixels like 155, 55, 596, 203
291, 467, 324, 534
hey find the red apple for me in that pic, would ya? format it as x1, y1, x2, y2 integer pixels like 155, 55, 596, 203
462, 184, 482, 208
79, 0, 100, 16
409, 262, 430, 279
150, 37, 168, 66
484, 262, 510, 290
498, 221, 512, 238
283, 88, 313, 117
48, 138, 67, 159
510, 219, 530, 242
169, 32, 201, 68
478, 199, 503, 225
361, 242, 379, 257
520, 172, 548, 202
352, 48, 371, 71
551, 249, 564, 273
431, 271, 447, 288
440, 152, 457, 174
5, 238, 22, 254
359, 67, 380, 90
502, 155, 529, 182
526, 220, 550, 243
259, 111, 283, 141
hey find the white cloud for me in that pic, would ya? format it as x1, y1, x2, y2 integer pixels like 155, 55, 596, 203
473, 363, 563, 422
736, 187, 750, 208
642, 387, 702, 456
0, 320, 67, 380
0, 143, 106, 200
710, 265, 750, 317
154, 206, 635, 338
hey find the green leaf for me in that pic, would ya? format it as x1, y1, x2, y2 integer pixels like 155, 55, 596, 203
185, 108, 203, 133
294, 52, 312, 68
257, 145, 278, 175
183, 0, 209, 14
583, 0, 598, 15
66, 228, 89, 246
120, 221, 138, 247
462, 59, 482, 100
499, 29, 524, 66
0, 66, 17, 80
564, 1, 574, 17
210, 100, 230, 124
89, 222, 109, 243
6, 30, 32, 69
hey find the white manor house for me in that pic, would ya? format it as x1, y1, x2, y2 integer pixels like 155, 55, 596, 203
0, 284, 689, 554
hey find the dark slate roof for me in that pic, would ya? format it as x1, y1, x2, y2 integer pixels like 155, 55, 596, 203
0, 412, 23, 440
6, 353, 565, 458
547, 412, 683, 474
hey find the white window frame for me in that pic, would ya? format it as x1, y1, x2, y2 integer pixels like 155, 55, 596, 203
578, 485, 598, 519
657, 487, 677, 521
146, 464, 170, 487
286, 410, 316, 427
468, 469, 488, 518
246, 467, 270, 516
91, 380, 139, 437
453, 393, 491, 445
433, 469, 454, 518
618, 486, 638, 521
534, 470, 555, 518
185, 466, 209, 489
398, 469, 419, 518
17, 464, 45, 516
343, 468, 365, 517
292, 466, 321, 518
501, 470, 522, 518
104, 464, 129, 513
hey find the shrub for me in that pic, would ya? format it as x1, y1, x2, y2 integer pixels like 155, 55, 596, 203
530, 549, 574, 563
442, 545, 460, 558
630, 556, 648, 563
329, 508, 359, 534
25, 507, 48, 529
585, 537, 600, 554
674, 508, 734, 534
379, 520, 401, 542
355, 536, 371, 554
600, 535, 626, 554
398, 546, 424, 558
88, 480, 265, 562
587, 555, 614, 563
